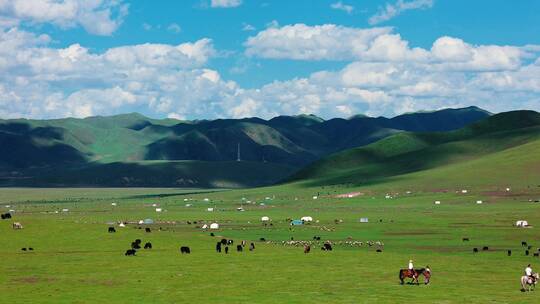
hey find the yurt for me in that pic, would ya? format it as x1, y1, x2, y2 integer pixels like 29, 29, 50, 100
301, 216, 313, 222
210, 223, 219, 229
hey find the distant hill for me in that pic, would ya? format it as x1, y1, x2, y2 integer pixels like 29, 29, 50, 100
289, 110, 540, 188
0, 106, 490, 187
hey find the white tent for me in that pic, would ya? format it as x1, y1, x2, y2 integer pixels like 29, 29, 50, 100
210, 223, 219, 229
111, 203, 117, 206
155, 208, 162, 212
202, 224, 208, 229
359, 218, 369, 223
261, 216, 270, 222
62, 208, 69, 212
516, 220, 529, 227
434, 201, 441, 205
301, 216, 313, 222
312, 196, 318, 200
138, 220, 144, 224
476, 200, 483, 204
118, 222, 126, 227
203, 198, 210, 202
152, 203, 157, 207
207, 207, 214, 212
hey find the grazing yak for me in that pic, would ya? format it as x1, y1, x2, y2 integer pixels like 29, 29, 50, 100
522, 241, 528, 247
220, 239, 228, 245
180, 246, 191, 254
482, 246, 489, 251
473, 248, 479, 253
131, 241, 141, 249
304, 245, 310, 254
237, 245, 243, 252
225, 246, 229, 254
144, 242, 152, 249
462, 238, 470, 242
322, 243, 333, 251
145, 228, 151, 233
216, 242, 222, 253
108, 227, 116, 233
125, 249, 136, 256
508, 250, 512, 256
1, 213, 12, 219
249, 243, 255, 251
259, 238, 266, 242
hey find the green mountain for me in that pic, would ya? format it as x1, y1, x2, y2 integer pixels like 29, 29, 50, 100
289, 110, 540, 188
0, 107, 490, 187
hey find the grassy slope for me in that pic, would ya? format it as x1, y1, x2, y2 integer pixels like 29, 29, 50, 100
290, 111, 540, 188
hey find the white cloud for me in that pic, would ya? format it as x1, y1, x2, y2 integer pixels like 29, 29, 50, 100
0, 24, 539, 120
245, 24, 392, 60
167, 23, 181, 34
369, 0, 433, 25
245, 24, 524, 71
242, 22, 255, 31
210, 0, 242, 8
330, 1, 354, 14
0, 0, 128, 36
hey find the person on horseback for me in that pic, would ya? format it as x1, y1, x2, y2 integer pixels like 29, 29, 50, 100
408, 259, 416, 278
525, 264, 535, 283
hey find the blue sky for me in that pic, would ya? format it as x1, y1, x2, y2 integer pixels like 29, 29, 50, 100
1, 0, 540, 119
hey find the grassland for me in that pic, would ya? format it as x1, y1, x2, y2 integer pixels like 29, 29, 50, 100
1, 175, 539, 303
1, 110, 539, 303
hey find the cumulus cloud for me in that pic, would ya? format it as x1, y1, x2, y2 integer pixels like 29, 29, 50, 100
0, 24, 539, 120
210, 0, 242, 8
369, 0, 433, 25
0, 0, 128, 35
330, 1, 354, 14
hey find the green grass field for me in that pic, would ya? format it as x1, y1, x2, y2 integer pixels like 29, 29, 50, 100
1, 178, 539, 303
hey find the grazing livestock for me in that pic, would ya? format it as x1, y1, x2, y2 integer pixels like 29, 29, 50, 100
144, 242, 152, 249
220, 239, 228, 245
259, 238, 266, 242
131, 242, 141, 249
376, 249, 383, 253
1, 213, 12, 219
304, 245, 310, 254
216, 242, 222, 253
227, 240, 234, 245
323, 243, 333, 251
508, 250, 512, 256
125, 249, 136, 256
12, 222, 23, 229
241, 240, 246, 247
21, 248, 27, 251
462, 238, 470, 242
525, 250, 530, 256
482, 246, 489, 251
528, 245, 533, 250
108, 227, 116, 233
225, 246, 229, 254
522, 241, 528, 247
473, 248, 478, 253
28, 247, 33, 251
210, 233, 215, 237
135, 239, 142, 244
534, 253, 539, 257
180, 246, 191, 254
145, 228, 151, 233
237, 245, 243, 252
249, 243, 255, 251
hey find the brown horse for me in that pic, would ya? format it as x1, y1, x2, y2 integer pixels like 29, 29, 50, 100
399, 268, 431, 285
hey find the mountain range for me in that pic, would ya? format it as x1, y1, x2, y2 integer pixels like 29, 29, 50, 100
0, 106, 492, 187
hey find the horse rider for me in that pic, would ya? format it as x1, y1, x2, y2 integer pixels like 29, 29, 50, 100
408, 259, 416, 277
525, 264, 535, 283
